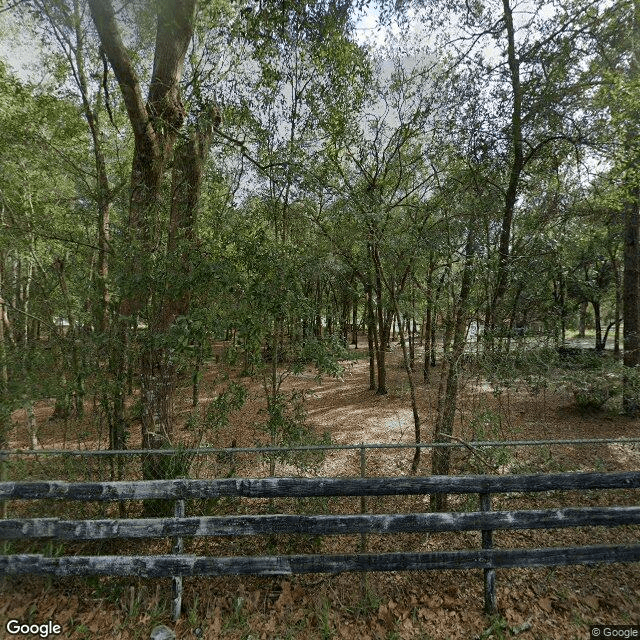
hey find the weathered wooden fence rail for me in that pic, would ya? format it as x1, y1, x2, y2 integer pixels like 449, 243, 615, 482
1, 471, 639, 619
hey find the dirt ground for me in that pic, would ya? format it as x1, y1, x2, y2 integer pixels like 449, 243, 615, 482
2, 341, 640, 639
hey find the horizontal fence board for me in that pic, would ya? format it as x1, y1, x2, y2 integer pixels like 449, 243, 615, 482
2, 506, 640, 540
2, 545, 640, 577
1, 472, 639, 501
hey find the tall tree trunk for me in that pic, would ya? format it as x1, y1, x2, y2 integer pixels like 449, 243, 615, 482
351, 293, 358, 347
624, 196, 640, 414
54, 257, 84, 416
0, 250, 9, 517
623, 0, 640, 414
393, 303, 421, 474
408, 316, 416, 371
431, 232, 475, 511
601, 319, 617, 351
0, 258, 11, 346
87, 0, 200, 478
593, 300, 603, 351
68, 0, 112, 335
365, 283, 376, 391
26, 400, 38, 450
268, 318, 280, 477
560, 276, 566, 345
145, 111, 215, 453
579, 301, 587, 338
22, 258, 32, 347
431, 312, 438, 367
489, 0, 524, 332
423, 308, 432, 383
614, 258, 622, 356
315, 278, 323, 337
607, 248, 622, 355
370, 243, 387, 394
0, 289, 7, 394
425, 266, 447, 379
165, 116, 215, 322
340, 290, 350, 345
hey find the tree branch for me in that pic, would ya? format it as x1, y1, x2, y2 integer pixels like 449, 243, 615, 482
86, 0, 155, 152
213, 126, 288, 172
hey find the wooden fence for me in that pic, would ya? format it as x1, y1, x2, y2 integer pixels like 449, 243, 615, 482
1, 471, 640, 620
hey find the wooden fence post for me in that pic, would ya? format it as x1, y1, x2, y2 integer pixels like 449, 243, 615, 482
360, 444, 368, 597
360, 444, 367, 552
172, 499, 185, 620
480, 492, 496, 614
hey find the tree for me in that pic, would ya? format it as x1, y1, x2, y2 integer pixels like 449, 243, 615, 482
85, 0, 218, 470
622, 0, 640, 413
405, 1, 598, 341
584, 0, 640, 412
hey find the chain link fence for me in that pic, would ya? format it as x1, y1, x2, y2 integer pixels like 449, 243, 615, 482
3, 437, 640, 481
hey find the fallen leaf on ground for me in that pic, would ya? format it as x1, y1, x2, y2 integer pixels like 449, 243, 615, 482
539, 597, 553, 612
276, 581, 293, 611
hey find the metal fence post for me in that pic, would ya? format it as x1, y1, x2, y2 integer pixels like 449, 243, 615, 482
480, 492, 496, 614
171, 498, 185, 620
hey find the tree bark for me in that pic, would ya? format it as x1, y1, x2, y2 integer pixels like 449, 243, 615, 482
593, 300, 603, 351
624, 197, 640, 414
68, 0, 111, 334
611, 252, 622, 355
165, 117, 216, 322
623, 0, 640, 414
351, 293, 358, 347
26, 400, 38, 450
408, 315, 416, 371
423, 307, 432, 383
392, 302, 421, 474
315, 278, 323, 337
54, 257, 84, 416
579, 301, 587, 338
370, 242, 387, 394
0, 250, 9, 510
431, 232, 475, 511
365, 283, 377, 391
87, 0, 201, 465
489, 0, 524, 332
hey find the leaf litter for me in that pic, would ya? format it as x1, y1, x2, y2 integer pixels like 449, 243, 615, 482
2, 344, 640, 638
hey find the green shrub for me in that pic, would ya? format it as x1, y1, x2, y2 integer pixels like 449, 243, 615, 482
570, 374, 616, 410
479, 347, 558, 396
467, 409, 511, 473
260, 390, 332, 472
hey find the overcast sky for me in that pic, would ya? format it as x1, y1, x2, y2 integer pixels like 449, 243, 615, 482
0, 9, 47, 84
0, 4, 400, 85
